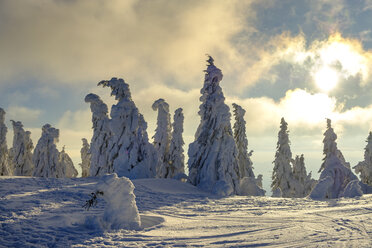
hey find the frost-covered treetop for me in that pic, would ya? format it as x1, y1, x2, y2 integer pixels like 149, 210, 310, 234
10, 120, 23, 131
41, 124, 59, 144
0, 108, 5, 122
203, 55, 223, 89
98, 77, 131, 101
323, 118, 338, 156
152, 98, 169, 113
232, 103, 245, 118
85, 93, 109, 125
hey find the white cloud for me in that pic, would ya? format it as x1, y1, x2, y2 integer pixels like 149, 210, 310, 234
6, 106, 42, 123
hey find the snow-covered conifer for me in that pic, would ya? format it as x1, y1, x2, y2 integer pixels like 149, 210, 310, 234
85, 93, 112, 176
59, 146, 78, 178
271, 118, 293, 198
0, 108, 11, 176
99, 78, 157, 178
168, 108, 185, 179
353, 132, 372, 186
10, 120, 34, 176
292, 154, 316, 197
79, 138, 91, 177
188, 56, 240, 196
310, 119, 359, 199
33, 124, 61, 177
152, 99, 172, 178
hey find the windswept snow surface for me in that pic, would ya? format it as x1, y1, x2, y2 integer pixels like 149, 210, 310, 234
0, 177, 371, 247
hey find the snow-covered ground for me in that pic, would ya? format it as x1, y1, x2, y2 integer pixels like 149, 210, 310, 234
0, 177, 371, 247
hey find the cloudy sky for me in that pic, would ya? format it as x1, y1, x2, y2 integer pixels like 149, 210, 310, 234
1, 0, 372, 191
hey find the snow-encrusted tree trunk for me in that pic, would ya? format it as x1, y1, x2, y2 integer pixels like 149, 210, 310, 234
310, 119, 360, 199
271, 118, 293, 198
10, 120, 34, 176
85, 93, 112, 176
79, 138, 91, 177
353, 132, 372, 186
32, 124, 61, 178
0, 108, 11, 176
168, 108, 185, 179
99, 78, 157, 179
188, 56, 240, 196
152, 99, 172, 178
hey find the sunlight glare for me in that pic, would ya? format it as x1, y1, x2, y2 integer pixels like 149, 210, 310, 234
314, 66, 339, 92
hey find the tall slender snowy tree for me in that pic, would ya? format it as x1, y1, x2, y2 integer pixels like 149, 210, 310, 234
59, 146, 78, 178
0, 108, 11, 176
168, 108, 185, 179
79, 138, 91, 177
188, 56, 240, 196
232, 103, 254, 178
85, 93, 112, 176
271, 118, 293, 198
99, 78, 157, 178
32, 124, 62, 177
310, 119, 359, 199
292, 154, 316, 197
353, 132, 372, 186
152, 98, 172, 178
10, 120, 34, 176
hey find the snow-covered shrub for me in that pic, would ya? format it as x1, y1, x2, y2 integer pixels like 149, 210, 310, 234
271, 118, 294, 198
99, 78, 157, 178
188, 56, 240, 196
239, 177, 266, 196
353, 132, 372, 186
85, 93, 112, 176
152, 98, 172, 178
33, 124, 77, 178
59, 146, 78, 178
0, 108, 11, 176
10, 120, 34, 176
340, 180, 363, 198
168, 108, 186, 179
310, 119, 360, 199
87, 173, 141, 230
79, 138, 91, 177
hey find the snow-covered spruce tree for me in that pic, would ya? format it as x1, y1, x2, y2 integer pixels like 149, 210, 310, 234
85, 93, 112, 176
99, 78, 157, 178
10, 120, 34, 176
59, 146, 78, 178
188, 56, 240, 196
152, 99, 172, 178
292, 154, 316, 197
79, 138, 91, 177
271, 118, 294, 198
232, 103, 265, 196
33, 124, 61, 177
310, 119, 360, 199
353, 132, 372, 186
0, 108, 11, 176
168, 108, 186, 179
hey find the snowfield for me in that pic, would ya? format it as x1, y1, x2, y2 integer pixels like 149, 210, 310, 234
0, 177, 371, 247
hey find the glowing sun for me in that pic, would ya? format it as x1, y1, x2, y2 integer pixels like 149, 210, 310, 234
314, 66, 339, 92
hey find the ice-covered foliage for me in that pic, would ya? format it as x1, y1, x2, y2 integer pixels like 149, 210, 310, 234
292, 154, 316, 197
353, 132, 372, 186
152, 99, 172, 178
59, 146, 78, 178
85, 93, 111, 176
271, 118, 294, 198
79, 138, 91, 177
0, 108, 10, 176
310, 119, 360, 199
239, 177, 266, 196
99, 78, 157, 178
340, 180, 363, 198
168, 108, 186, 179
87, 173, 141, 230
10, 120, 34, 176
232, 103, 254, 178
188, 56, 240, 196
33, 124, 76, 178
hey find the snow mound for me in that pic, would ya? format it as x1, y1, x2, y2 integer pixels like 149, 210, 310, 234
87, 173, 141, 230
341, 180, 363, 198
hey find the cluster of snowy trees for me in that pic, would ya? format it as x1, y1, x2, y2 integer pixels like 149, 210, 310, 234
0, 108, 77, 178
271, 118, 316, 198
84, 78, 185, 180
